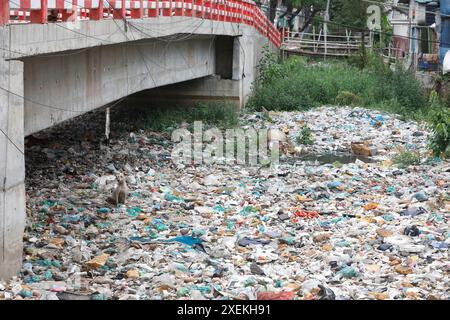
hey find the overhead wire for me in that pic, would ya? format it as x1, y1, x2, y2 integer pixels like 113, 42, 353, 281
0, 1, 270, 151
0, 6, 231, 115
0, 127, 25, 155
361, 0, 450, 18
275, 4, 450, 47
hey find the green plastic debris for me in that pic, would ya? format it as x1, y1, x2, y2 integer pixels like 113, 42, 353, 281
41, 200, 57, 207
280, 237, 295, 245
331, 217, 344, 224
164, 193, 184, 202
25, 275, 42, 284
126, 207, 142, 218
35, 259, 61, 268
39, 207, 49, 214
177, 287, 190, 297
335, 240, 351, 247
96, 222, 112, 229
244, 277, 257, 287
213, 205, 225, 213
143, 226, 158, 238
174, 263, 189, 273
240, 206, 258, 216
428, 213, 444, 223
98, 208, 111, 214
43, 270, 53, 280
154, 223, 168, 232
338, 266, 358, 278
19, 289, 33, 298
192, 229, 206, 237
91, 293, 108, 300
192, 285, 211, 293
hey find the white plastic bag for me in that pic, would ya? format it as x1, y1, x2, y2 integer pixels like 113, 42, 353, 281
444, 50, 450, 74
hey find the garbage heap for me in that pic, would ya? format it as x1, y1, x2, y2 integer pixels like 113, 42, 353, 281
0, 106, 448, 300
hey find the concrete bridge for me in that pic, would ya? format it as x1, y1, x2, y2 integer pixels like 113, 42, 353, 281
0, 0, 280, 279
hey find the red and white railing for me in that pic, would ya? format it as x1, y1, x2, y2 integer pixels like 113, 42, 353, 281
1, 0, 281, 47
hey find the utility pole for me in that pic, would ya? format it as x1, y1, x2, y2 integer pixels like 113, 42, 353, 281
324, 0, 331, 59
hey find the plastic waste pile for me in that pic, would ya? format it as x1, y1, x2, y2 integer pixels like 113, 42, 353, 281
0, 106, 448, 300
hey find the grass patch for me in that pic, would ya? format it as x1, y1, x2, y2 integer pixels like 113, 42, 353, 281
296, 126, 315, 145
113, 102, 240, 133
392, 151, 421, 168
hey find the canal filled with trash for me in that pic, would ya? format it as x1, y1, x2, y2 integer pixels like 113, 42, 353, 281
0, 106, 448, 300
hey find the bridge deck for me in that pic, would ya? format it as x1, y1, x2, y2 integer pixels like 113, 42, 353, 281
1, 0, 281, 52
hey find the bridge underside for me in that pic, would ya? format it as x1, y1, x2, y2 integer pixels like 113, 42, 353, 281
0, 18, 272, 279
24, 35, 218, 135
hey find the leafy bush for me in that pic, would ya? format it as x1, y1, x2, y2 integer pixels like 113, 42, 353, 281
335, 91, 362, 106
296, 126, 315, 145
428, 105, 450, 158
256, 46, 284, 88
247, 52, 428, 118
392, 151, 421, 168
371, 66, 427, 115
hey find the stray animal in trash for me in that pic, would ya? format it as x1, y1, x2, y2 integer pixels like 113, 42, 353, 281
108, 175, 129, 205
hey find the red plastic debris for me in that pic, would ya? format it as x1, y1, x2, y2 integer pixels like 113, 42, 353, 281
294, 209, 319, 219
257, 291, 296, 300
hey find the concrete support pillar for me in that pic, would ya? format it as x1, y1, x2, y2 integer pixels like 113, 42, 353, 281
232, 36, 246, 108
232, 32, 263, 109
232, 37, 242, 81
0, 27, 26, 280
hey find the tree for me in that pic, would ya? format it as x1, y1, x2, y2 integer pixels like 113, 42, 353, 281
270, 0, 328, 32
331, 0, 386, 66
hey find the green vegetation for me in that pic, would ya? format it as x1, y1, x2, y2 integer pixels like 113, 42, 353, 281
113, 102, 239, 133
392, 151, 421, 168
248, 50, 427, 119
427, 93, 450, 158
335, 91, 362, 106
296, 125, 315, 145
248, 49, 449, 159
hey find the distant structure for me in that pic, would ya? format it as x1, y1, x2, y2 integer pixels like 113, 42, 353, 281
388, 0, 449, 73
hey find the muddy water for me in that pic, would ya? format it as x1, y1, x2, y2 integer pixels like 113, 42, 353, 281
285, 152, 378, 165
